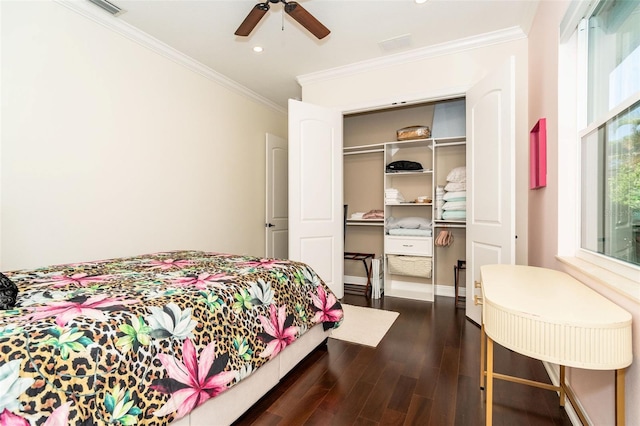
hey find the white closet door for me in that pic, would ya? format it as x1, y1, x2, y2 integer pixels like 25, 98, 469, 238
288, 99, 344, 298
465, 57, 516, 324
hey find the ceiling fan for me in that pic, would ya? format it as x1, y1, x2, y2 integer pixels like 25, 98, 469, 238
235, 0, 330, 40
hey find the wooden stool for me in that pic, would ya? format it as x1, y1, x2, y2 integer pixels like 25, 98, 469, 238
454, 259, 466, 308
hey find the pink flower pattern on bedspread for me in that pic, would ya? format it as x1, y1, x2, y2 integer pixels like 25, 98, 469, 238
151, 338, 237, 419
20, 294, 138, 327
310, 285, 343, 326
0, 250, 343, 425
257, 304, 298, 360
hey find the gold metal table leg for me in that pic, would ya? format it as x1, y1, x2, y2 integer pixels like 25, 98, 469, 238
486, 336, 494, 426
480, 324, 486, 389
616, 368, 625, 425
480, 337, 624, 425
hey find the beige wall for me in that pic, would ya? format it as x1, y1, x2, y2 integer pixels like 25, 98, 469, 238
0, 1, 286, 270
528, 1, 639, 424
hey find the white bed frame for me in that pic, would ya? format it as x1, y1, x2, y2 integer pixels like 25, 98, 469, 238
172, 325, 331, 426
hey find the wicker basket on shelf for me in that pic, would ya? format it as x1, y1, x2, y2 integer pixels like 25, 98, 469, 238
387, 255, 432, 278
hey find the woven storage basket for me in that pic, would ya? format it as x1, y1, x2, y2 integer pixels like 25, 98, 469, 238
387, 255, 432, 278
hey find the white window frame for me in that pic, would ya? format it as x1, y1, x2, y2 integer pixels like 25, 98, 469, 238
557, 1, 640, 300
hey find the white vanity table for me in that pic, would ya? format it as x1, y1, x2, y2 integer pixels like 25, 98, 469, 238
479, 264, 633, 425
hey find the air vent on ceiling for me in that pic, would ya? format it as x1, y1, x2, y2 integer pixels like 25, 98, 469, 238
378, 34, 412, 52
87, 0, 125, 16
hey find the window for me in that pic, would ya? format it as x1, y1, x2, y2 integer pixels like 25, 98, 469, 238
579, 0, 640, 269
586, 0, 640, 123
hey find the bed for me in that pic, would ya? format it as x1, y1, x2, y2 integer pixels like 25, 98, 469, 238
0, 250, 343, 425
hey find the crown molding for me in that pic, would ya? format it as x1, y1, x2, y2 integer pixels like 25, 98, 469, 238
53, 0, 286, 115
297, 26, 526, 86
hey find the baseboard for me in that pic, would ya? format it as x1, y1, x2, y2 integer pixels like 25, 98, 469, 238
436, 284, 466, 298
343, 275, 368, 286
542, 362, 585, 426
343, 275, 467, 299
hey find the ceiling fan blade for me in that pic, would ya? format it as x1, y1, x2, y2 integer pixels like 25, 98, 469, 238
235, 4, 269, 36
284, 2, 330, 40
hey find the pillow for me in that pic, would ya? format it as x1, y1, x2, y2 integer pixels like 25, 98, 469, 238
442, 201, 466, 210
386, 216, 431, 230
0, 272, 18, 310
444, 181, 466, 192
443, 191, 466, 201
442, 210, 467, 220
446, 166, 466, 183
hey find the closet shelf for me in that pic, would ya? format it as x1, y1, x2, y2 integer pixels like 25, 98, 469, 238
429, 136, 466, 149
433, 220, 466, 228
343, 143, 385, 155
385, 170, 432, 176
345, 136, 466, 154
347, 219, 384, 226
386, 202, 432, 206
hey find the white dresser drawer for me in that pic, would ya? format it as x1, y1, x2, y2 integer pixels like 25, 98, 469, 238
385, 236, 432, 256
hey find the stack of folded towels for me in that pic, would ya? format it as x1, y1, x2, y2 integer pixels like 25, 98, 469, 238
385, 188, 405, 204
442, 166, 466, 221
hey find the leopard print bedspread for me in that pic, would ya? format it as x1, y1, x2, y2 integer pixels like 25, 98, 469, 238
0, 251, 343, 425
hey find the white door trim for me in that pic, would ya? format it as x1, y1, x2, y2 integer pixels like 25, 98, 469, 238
265, 133, 288, 259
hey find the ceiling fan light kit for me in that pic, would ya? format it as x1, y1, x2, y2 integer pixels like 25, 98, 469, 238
235, 0, 330, 40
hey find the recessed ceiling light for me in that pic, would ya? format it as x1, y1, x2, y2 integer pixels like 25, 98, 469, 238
253, 46, 263, 53
415, 0, 428, 4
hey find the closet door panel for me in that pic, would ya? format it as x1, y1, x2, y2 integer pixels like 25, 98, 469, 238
300, 120, 334, 220
466, 57, 516, 324
469, 91, 502, 223
288, 99, 344, 298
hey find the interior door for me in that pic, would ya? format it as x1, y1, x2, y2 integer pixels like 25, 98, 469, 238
465, 57, 516, 324
288, 99, 344, 298
265, 133, 288, 259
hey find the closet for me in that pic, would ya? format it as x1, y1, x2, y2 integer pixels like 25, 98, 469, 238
342, 99, 466, 301
289, 57, 517, 323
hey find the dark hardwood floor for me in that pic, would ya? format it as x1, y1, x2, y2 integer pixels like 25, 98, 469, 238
234, 294, 574, 426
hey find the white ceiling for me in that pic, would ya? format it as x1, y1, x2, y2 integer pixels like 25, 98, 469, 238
110, 0, 540, 109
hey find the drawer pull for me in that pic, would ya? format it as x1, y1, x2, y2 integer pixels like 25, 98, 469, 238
402, 244, 413, 247
474, 280, 482, 289
474, 295, 483, 305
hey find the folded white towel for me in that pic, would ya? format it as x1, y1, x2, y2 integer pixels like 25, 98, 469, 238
385, 189, 405, 203
385, 197, 405, 204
